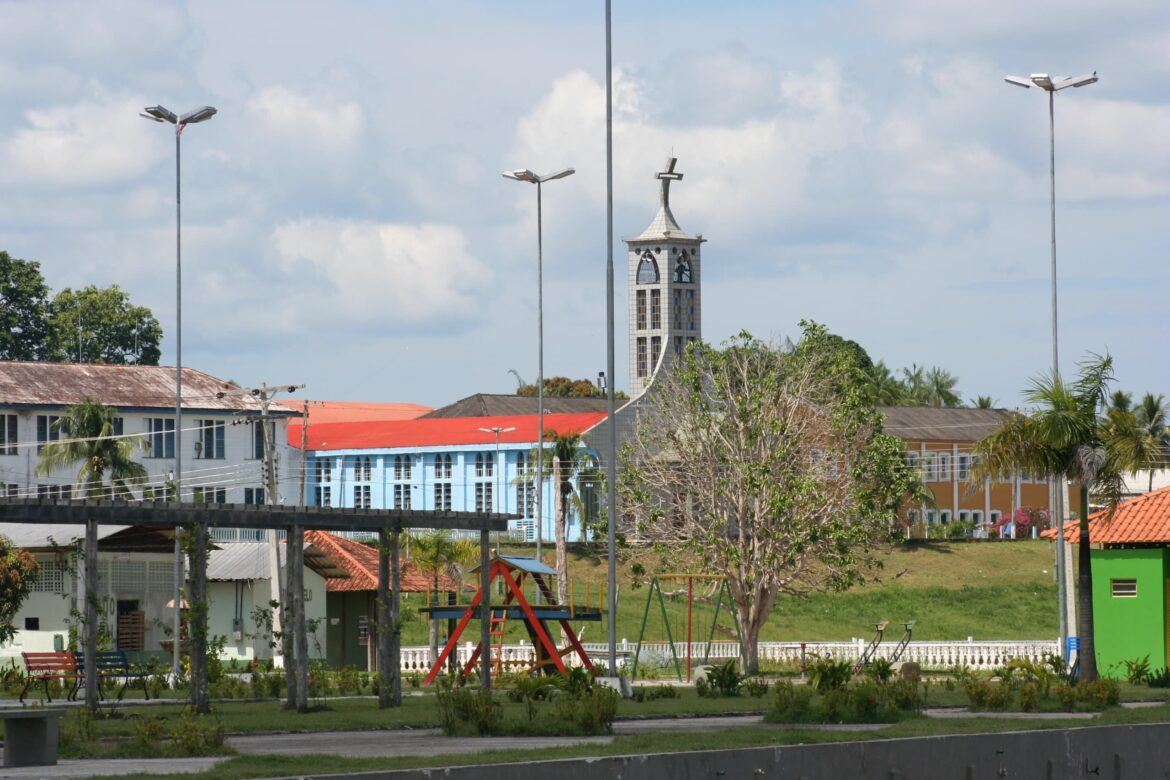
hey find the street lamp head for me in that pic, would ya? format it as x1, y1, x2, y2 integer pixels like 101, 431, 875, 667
1004, 75, 1033, 89
503, 169, 539, 183
541, 168, 575, 182
179, 106, 217, 125
1030, 73, 1055, 90
1067, 72, 1098, 88
142, 105, 178, 123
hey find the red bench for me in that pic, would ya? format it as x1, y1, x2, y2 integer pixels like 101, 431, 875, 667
19, 651, 80, 703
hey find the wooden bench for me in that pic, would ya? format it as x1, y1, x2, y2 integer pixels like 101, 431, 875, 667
0, 708, 65, 767
19, 651, 79, 703
75, 650, 151, 701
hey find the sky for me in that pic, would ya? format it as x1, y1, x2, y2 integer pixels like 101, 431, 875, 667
0, 0, 1167, 410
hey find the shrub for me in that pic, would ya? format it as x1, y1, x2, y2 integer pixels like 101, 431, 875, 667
743, 678, 770, 698
631, 684, 678, 702
768, 681, 816, 722
435, 678, 502, 736
1123, 655, 1152, 685
552, 686, 619, 734
170, 711, 226, 755
1080, 679, 1120, 709
60, 707, 97, 748
1148, 667, 1170, 688
705, 659, 744, 697
864, 658, 895, 684
132, 714, 165, 748
807, 655, 853, 692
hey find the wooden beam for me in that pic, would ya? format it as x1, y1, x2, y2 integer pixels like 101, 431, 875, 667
0, 499, 511, 532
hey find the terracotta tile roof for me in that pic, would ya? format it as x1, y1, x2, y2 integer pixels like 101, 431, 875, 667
287, 400, 431, 445
301, 412, 607, 452
1041, 486, 1170, 545
304, 530, 457, 593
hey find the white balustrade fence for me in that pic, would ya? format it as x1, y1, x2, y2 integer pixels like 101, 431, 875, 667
399, 638, 1059, 674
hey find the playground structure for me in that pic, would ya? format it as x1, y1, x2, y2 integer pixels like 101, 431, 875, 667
632, 574, 742, 681
853, 620, 915, 673
419, 556, 603, 683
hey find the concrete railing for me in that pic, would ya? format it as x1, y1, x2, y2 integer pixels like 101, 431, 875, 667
400, 638, 1059, 674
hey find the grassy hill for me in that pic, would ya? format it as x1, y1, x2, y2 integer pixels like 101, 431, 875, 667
396, 540, 1059, 646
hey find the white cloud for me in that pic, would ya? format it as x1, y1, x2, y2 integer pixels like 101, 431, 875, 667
271, 219, 491, 325
244, 86, 365, 157
0, 96, 166, 188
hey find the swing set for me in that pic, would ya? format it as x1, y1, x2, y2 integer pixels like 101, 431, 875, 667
632, 574, 742, 681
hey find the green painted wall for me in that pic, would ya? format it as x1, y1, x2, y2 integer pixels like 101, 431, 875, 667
326, 592, 372, 670
1092, 548, 1168, 677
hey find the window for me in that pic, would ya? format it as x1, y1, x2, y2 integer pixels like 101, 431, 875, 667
959, 510, 971, 522
4, 484, 17, 497
939, 510, 952, 524
937, 453, 951, 482
252, 422, 271, 460
147, 418, 175, 459
111, 417, 123, 437
686, 289, 695, 330
907, 509, 919, 523
394, 455, 412, 481
194, 487, 226, 504
673, 289, 682, 330
353, 456, 372, 482
36, 415, 60, 452
314, 486, 332, 507
315, 458, 333, 483
37, 484, 72, 499
971, 510, 983, 525
475, 482, 493, 512
32, 557, 65, 593
1111, 579, 1138, 598
244, 487, 265, 505
357, 615, 369, 646
353, 485, 371, 509
674, 255, 692, 283
475, 453, 488, 478
636, 337, 648, 378
956, 455, 970, 481
636, 252, 659, 284
434, 483, 452, 511
990, 510, 1002, 527
650, 336, 661, 371
1, 415, 16, 455
515, 452, 534, 516
393, 484, 412, 510
650, 289, 661, 329
196, 420, 225, 459
635, 289, 646, 329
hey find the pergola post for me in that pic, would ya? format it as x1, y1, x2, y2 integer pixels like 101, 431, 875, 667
389, 526, 402, 706
82, 518, 98, 712
480, 528, 491, 691
292, 524, 308, 712
190, 520, 210, 714
377, 527, 393, 708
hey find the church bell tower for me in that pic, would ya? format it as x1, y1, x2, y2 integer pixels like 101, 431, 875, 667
625, 158, 704, 397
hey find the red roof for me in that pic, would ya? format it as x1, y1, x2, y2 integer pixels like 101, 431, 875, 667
301, 412, 607, 452
1042, 486, 1170, 545
287, 400, 431, 446
304, 530, 456, 593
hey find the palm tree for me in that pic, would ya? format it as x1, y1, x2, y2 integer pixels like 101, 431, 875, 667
924, 366, 961, 408
1108, 390, 1133, 415
1135, 393, 1169, 492
36, 399, 147, 712
544, 430, 590, 606
970, 395, 998, 409
900, 363, 927, 404
970, 355, 1139, 681
868, 361, 907, 405
411, 530, 477, 666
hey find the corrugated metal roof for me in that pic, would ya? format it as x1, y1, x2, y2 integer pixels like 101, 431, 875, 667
0, 523, 173, 552
423, 394, 610, 419
303, 412, 607, 452
878, 406, 1014, 442
1043, 486, 1170, 546
206, 541, 349, 581
0, 361, 298, 414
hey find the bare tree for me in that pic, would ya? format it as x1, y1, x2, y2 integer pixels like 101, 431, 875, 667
620, 324, 916, 673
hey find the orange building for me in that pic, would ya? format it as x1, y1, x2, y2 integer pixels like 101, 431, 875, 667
880, 406, 1084, 538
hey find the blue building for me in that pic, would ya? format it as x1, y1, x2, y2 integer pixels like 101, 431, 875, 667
301, 407, 608, 542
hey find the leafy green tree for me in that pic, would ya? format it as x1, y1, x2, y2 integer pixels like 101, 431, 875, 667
411, 530, 477, 665
0, 535, 39, 645
971, 355, 1142, 681
0, 250, 53, 361
620, 323, 919, 672
517, 376, 628, 400
48, 285, 162, 365
36, 399, 149, 711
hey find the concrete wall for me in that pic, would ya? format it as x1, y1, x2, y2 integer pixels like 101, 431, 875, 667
340, 722, 1170, 780
208, 571, 328, 663
1093, 547, 1168, 676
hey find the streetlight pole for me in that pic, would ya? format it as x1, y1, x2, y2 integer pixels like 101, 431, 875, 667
604, 0, 619, 675
1004, 71, 1097, 660
478, 426, 515, 549
140, 103, 216, 681
502, 167, 575, 564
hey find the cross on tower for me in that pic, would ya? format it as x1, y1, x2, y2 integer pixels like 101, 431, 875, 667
656, 157, 683, 209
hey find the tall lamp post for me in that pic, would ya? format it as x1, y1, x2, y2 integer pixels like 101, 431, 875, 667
478, 425, 516, 548
1004, 71, 1097, 660
141, 103, 216, 680
502, 167, 575, 563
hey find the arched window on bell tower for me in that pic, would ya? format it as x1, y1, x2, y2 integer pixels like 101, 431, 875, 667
673, 252, 692, 283
636, 251, 659, 284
